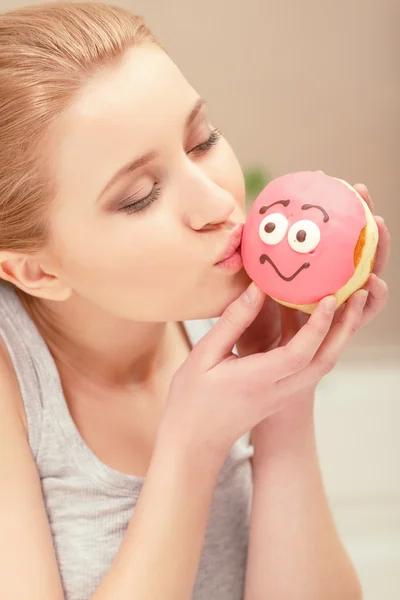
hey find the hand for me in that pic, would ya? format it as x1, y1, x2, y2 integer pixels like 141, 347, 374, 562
160, 283, 366, 467
236, 182, 390, 360
238, 182, 390, 441
338, 183, 390, 327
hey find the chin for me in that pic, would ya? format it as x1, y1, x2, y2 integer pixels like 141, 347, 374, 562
184, 269, 252, 320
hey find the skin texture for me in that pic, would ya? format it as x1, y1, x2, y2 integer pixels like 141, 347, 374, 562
1, 43, 252, 390
0, 41, 391, 600
237, 185, 390, 600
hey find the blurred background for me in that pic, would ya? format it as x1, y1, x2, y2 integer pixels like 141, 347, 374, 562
3, 0, 399, 598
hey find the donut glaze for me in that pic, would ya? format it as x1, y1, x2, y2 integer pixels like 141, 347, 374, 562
241, 171, 367, 304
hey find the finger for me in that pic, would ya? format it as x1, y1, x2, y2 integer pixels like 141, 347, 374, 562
192, 282, 266, 370
278, 296, 337, 376
281, 296, 338, 374
298, 310, 309, 329
372, 216, 390, 277
245, 295, 337, 381
279, 305, 310, 346
353, 183, 374, 213
331, 301, 346, 325
361, 274, 388, 327
351, 185, 391, 274
278, 289, 368, 394
332, 214, 388, 323
279, 305, 300, 346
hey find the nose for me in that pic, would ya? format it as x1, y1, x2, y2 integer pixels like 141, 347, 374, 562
180, 160, 236, 230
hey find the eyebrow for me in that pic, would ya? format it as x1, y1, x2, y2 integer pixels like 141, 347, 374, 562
259, 199, 290, 214
96, 97, 207, 203
301, 203, 329, 222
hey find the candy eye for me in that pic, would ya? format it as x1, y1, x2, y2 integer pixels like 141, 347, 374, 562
259, 212, 289, 245
288, 220, 321, 253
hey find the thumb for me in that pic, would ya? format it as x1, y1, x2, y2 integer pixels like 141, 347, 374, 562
191, 282, 266, 371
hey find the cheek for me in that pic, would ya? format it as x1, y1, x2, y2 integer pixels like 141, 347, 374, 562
50, 214, 153, 284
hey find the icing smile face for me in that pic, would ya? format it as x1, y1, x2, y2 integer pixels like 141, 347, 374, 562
258, 198, 328, 282
241, 171, 367, 305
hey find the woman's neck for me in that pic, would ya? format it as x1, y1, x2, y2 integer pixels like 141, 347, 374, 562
17, 289, 191, 391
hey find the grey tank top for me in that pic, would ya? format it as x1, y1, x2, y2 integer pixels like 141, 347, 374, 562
0, 281, 254, 600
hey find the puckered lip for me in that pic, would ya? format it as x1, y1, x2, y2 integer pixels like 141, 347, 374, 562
215, 223, 244, 264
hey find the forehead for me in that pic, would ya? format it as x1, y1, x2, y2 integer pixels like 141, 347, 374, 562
45, 45, 198, 211
53, 44, 195, 153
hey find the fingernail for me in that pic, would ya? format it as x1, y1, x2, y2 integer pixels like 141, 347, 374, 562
243, 282, 259, 303
355, 290, 368, 309
323, 297, 337, 313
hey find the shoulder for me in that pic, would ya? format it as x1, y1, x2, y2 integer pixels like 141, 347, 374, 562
0, 336, 65, 598
0, 335, 29, 435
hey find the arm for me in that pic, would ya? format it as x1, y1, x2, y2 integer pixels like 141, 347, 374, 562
92, 428, 221, 600
0, 349, 221, 600
244, 394, 362, 600
0, 347, 65, 599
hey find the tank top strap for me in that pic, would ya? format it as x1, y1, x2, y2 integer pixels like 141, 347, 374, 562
0, 282, 44, 457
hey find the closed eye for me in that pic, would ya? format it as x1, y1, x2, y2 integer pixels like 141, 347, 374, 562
189, 128, 221, 155
119, 129, 222, 215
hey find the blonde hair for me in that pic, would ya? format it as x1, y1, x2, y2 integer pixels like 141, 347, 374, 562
0, 2, 161, 259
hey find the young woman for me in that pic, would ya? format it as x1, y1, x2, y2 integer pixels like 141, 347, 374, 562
0, 3, 390, 599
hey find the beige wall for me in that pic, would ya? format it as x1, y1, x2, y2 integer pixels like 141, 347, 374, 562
140, 0, 400, 348
3, 0, 399, 347
2, 4, 399, 597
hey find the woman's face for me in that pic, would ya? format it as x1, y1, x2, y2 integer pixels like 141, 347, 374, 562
45, 43, 251, 321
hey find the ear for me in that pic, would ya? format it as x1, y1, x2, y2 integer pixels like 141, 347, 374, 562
0, 251, 72, 301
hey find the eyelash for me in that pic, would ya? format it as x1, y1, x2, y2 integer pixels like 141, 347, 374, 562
120, 128, 222, 215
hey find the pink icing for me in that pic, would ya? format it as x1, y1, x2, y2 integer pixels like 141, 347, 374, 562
241, 171, 367, 304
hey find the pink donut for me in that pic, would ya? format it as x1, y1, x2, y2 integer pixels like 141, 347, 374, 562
241, 171, 379, 313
